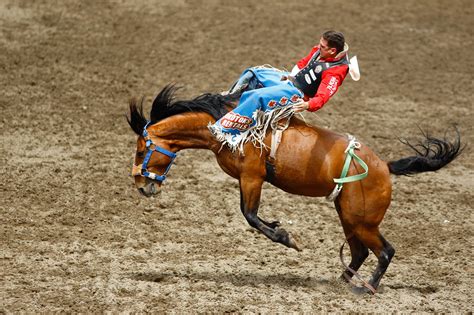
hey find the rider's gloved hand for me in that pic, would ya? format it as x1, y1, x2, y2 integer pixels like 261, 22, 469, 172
293, 101, 310, 113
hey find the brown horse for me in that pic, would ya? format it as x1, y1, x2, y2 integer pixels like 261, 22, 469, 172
127, 85, 462, 294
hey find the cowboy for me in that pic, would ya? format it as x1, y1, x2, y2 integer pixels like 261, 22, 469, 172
288, 30, 350, 113
210, 31, 357, 150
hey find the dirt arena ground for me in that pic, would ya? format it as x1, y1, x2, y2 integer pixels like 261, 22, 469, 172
1, 0, 473, 312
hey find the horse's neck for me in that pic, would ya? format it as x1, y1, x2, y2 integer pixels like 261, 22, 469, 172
156, 112, 220, 152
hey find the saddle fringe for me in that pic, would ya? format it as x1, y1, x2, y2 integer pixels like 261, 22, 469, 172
208, 105, 296, 155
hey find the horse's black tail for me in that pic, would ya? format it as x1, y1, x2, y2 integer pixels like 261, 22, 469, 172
387, 127, 464, 176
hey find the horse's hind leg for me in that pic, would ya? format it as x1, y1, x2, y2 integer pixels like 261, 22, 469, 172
239, 177, 301, 251
340, 234, 369, 282
352, 226, 395, 294
336, 203, 369, 281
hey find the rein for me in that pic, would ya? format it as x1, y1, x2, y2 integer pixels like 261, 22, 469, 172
131, 122, 177, 182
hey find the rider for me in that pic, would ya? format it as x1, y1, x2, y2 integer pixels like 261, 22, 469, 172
210, 31, 352, 148
289, 30, 349, 113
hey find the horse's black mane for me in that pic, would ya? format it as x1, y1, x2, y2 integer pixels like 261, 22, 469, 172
127, 84, 240, 135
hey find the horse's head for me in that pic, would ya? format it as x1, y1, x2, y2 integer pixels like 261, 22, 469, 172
127, 84, 235, 196
131, 122, 177, 197
127, 94, 178, 197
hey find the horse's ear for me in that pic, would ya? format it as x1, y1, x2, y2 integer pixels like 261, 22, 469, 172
150, 84, 179, 122
127, 97, 147, 135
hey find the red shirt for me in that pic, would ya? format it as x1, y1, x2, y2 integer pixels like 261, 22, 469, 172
295, 46, 349, 112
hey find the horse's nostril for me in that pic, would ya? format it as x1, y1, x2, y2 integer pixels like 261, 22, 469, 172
138, 187, 146, 195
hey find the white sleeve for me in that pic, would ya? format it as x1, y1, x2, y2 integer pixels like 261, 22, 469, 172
290, 65, 300, 76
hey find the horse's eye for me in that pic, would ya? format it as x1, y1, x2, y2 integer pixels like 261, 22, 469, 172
137, 151, 145, 158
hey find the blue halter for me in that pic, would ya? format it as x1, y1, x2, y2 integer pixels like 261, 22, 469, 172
138, 122, 177, 182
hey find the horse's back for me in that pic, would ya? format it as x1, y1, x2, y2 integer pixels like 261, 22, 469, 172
264, 118, 346, 196
265, 118, 391, 209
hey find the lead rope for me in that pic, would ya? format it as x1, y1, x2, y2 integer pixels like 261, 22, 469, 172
340, 240, 377, 294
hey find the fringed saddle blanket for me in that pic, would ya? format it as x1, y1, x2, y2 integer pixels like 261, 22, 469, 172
209, 66, 304, 153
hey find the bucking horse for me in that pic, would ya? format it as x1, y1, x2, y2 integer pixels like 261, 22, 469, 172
127, 85, 462, 294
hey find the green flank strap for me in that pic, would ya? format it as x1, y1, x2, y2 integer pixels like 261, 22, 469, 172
333, 144, 368, 186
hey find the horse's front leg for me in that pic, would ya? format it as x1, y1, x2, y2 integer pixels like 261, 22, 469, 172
239, 176, 301, 251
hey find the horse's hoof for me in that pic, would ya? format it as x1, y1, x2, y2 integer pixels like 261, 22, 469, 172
274, 227, 302, 251
351, 285, 375, 295
339, 272, 352, 283
287, 233, 302, 252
